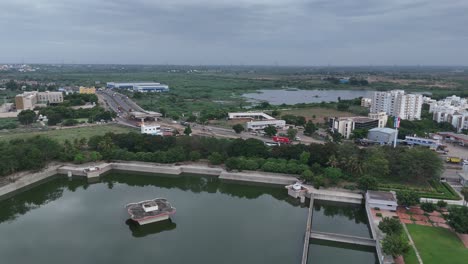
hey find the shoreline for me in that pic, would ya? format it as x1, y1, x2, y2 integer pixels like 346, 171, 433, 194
0, 161, 301, 199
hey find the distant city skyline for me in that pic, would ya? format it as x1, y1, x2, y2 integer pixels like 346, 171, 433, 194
1, 0, 467, 66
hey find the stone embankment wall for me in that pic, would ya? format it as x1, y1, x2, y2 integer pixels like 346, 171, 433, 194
0, 162, 298, 199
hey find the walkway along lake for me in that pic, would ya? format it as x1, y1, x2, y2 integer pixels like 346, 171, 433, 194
0, 172, 377, 264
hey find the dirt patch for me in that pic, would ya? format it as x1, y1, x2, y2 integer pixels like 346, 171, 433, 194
456, 233, 468, 248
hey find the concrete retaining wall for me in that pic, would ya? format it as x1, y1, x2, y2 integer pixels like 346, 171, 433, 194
219, 171, 298, 185
0, 165, 60, 200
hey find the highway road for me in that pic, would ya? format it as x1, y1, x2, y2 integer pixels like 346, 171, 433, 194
96, 89, 325, 145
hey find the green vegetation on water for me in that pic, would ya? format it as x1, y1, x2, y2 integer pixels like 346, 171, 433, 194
406, 224, 468, 264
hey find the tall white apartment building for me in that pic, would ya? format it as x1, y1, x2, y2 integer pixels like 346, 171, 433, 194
429, 95, 468, 132
370, 90, 423, 120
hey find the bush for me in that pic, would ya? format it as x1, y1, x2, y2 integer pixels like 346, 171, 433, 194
376, 213, 382, 217
437, 200, 448, 208
378, 217, 403, 235
62, 119, 79, 126
208, 152, 224, 165
189, 151, 201, 161
396, 191, 420, 206
446, 206, 468, 234
382, 233, 410, 257
420, 202, 437, 213
313, 175, 325, 189
358, 175, 378, 191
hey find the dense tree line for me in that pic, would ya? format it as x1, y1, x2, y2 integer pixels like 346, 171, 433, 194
0, 133, 443, 190
38, 106, 115, 125
63, 94, 98, 106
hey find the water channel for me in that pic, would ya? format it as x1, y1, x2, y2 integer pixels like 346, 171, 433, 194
243, 89, 375, 105
0, 172, 377, 264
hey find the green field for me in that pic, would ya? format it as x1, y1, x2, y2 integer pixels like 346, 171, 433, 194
406, 224, 468, 264
0, 124, 137, 142
280, 107, 359, 123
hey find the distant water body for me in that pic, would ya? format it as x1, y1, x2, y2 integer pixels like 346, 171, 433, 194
243, 89, 375, 105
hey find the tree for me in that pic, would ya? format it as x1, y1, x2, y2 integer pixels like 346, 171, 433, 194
382, 234, 410, 257
271, 110, 281, 117
420, 202, 437, 213
299, 151, 310, 165
337, 103, 350, 111
287, 128, 298, 140
17, 110, 36, 125
362, 148, 389, 178
208, 152, 224, 165
323, 167, 343, 185
396, 191, 419, 206
358, 175, 378, 191
378, 217, 403, 235
446, 206, 468, 233
263, 125, 277, 137
351, 128, 368, 139
301, 170, 314, 182
184, 125, 192, 136
304, 120, 317, 136
461, 187, 468, 206
232, 124, 245, 134
189, 151, 201, 161
47, 113, 63, 126
186, 115, 197, 122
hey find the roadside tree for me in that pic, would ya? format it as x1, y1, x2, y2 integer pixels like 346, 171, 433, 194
17, 110, 36, 125
232, 124, 245, 134
263, 125, 277, 137
184, 125, 192, 136
287, 128, 298, 140
382, 234, 410, 257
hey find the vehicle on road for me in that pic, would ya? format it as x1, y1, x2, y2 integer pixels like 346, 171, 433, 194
446, 157, 461, 164
272, 136, 291, 144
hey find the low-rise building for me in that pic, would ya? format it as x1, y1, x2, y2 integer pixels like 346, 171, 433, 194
107, 82, 169, 92
79, 86, 96, 94
247, 119, 286, 131
228, 112, 275, 120
361, 98, 372, 108
367, 127, 397, 145
329, 115, 384, 139
141, 123, 162, 136
404, 136, 440, 148
0, 103, 14, 113
366, 191, 398, 211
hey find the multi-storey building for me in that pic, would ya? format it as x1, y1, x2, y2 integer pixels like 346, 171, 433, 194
428, 95, 468, 132
79, 86, 96, 94
329, 113, 387, 139
370, 90, 422, 120
15, 91, 63, 110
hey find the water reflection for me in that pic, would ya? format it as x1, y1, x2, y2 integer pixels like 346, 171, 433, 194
125, 219, 177, 238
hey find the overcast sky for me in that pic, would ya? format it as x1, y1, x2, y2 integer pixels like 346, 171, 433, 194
0, 0, 467, 65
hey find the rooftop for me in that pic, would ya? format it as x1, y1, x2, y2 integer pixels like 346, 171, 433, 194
367, 191, 397, 202
369, 127, 397, 134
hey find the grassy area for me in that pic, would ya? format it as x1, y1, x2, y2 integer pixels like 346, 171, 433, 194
378, 180, 461, 200
406, 224, 468, 264
403, 246, 419, 264
0, 124, 137, 142
280, 107, 358, 123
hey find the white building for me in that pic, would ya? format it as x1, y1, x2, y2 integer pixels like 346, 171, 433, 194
329, 113, 387, 139
367, 127, 398, 145
429, 95, 468, 132
141, 123, 162, 135
228, 112, 275, 120
361, 98, 372, 108
247, 119, 286, 131
107, 82, 169, 92
370, 90, 423, 120
366, 191, 398, 211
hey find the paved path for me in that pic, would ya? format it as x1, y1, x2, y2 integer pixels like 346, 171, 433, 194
402, 223, 423, 264
310, 231, 376, 247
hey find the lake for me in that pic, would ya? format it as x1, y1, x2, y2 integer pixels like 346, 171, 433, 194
0, 172, 377, 264
243, 89, 375, 105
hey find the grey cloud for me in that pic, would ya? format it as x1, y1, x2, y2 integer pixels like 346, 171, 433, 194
0, 0, 466, 65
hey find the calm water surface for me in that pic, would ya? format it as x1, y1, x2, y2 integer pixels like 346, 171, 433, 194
243, 89, 375, 105
0, 173, 376, 264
